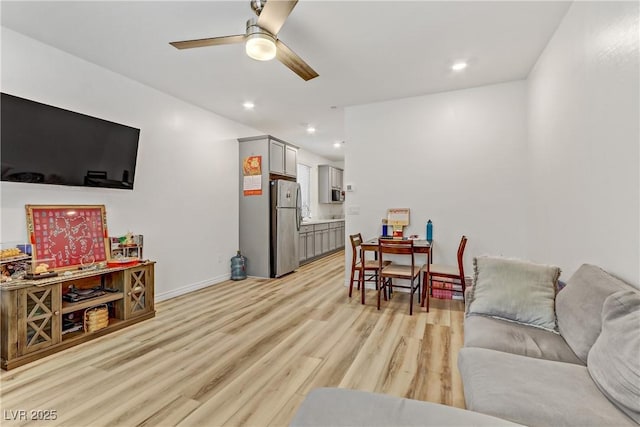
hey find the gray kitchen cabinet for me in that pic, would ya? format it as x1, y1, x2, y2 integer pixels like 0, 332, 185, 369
299, 233, 306, 262
329, 221, 344, 249
329, 229, 337, 251
269, 139, 297, 178
329, 222, 342, 251
305, 231, 315, 259
314, 223, 330, 255
331, 168, 343, 190
318, 165, 344, 204
299, 225, 314, 262
269, 140, 285, 175
285, 145, 297, 177
321, 229, 330, 253
314, 228, 323, 256
300, 221, 345, 264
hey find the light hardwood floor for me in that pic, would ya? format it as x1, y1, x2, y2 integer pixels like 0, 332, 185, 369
0, 250, 465, 427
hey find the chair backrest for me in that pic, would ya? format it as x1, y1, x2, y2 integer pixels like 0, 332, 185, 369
378, 238, 415, 270
349, 233, 364, 267
457, 235, 468, 279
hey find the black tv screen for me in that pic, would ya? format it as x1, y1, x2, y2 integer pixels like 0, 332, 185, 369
1, 93, 140, 189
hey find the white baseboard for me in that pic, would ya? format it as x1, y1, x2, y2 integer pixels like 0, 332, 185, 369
155, 273, 230, 302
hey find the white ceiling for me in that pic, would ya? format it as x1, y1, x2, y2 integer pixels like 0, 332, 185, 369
1, 1, 571, 161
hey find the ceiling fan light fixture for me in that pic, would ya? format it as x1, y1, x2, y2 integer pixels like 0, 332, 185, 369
245, 32, 276, 61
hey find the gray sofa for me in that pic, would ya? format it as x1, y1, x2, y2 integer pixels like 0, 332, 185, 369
459, 262, 640, 426
289, 263, 639, 427
289, 387, 523, 426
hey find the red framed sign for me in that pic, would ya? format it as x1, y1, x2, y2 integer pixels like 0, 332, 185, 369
25, 205, 110, 271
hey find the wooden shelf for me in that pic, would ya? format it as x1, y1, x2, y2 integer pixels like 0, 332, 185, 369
1, 262, 155, 370
62, 318, 124, 342
0, 254, 31, 264
61, 292, 124, 314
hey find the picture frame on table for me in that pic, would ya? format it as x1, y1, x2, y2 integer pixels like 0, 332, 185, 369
25, 204, 110, 272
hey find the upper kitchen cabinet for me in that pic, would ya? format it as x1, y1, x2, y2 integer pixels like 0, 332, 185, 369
239, 135, 298, 179
318, 165, 344, 204
268, 138, 297, 178
284, 145, 297, 177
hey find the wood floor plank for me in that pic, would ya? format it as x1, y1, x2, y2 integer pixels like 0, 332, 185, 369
177, 320, 325, 426
267, 392, 306, 427
449, 303, 466, 408
137, 396, 200, 427
223, 356, 323, 426
0, 250, 467, 427
295, 308, 379, 395
377, 336, 422, 398
422, 323, 453, 405
338, 309, 404, 391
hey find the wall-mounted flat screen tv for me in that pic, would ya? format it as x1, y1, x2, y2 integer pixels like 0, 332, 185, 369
1, 93, 140, 190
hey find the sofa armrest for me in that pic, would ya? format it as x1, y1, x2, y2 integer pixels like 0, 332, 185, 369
290, 388, 523, 426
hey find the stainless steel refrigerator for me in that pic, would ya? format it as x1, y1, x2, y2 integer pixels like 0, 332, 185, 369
270, 179, 301, 277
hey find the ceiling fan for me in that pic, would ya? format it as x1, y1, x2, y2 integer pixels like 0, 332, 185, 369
169, 0, 318, 81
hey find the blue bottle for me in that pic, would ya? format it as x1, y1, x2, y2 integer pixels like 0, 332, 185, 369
426, 220, 433, 242
230, 251, 247, 280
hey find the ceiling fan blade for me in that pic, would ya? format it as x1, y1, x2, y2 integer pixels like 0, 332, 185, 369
275, 39, 318, 81
257, 0, 298, 35
170, 34, 245, 50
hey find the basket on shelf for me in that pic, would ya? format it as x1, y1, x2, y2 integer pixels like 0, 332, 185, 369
84, 304, 109, 333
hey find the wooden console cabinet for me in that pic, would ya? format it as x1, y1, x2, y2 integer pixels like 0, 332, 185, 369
1, 262, 155, 370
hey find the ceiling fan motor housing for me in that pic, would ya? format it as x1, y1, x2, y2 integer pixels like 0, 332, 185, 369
246, 17, 274, 38
250, 0, 267, 16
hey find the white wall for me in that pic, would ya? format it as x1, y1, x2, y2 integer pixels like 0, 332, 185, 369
345, 81, 529, 274
527, 1, 639, 285
344, 2, 639, 287
297, 148, 344, 220
1, 28, 261, 299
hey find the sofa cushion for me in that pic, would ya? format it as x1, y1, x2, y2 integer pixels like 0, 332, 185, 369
458, 347, 637, 426
587, 289, 640, 423
464, 315, 583, 364
556, 264, 635, 363
289, 387, 523, 426
467, 256, 560, 331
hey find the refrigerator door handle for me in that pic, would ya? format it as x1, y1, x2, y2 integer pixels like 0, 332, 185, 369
295, 184, 302, 231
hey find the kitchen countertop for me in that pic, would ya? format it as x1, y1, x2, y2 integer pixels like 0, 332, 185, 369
301, 218, 345, 225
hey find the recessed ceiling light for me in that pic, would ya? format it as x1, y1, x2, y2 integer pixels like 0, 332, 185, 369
306, 126, 316, 134
243, 101, 255, 110
452, 62, 468, 71
333, 142, 341, 148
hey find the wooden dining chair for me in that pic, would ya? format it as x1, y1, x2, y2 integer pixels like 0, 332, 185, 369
349, 233, 391, 304
377, 239, 421, 315
422, 235, 468, 312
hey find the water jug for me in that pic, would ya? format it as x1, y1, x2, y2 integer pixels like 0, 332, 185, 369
426, 220, 433, 242
230, 251, 247, 280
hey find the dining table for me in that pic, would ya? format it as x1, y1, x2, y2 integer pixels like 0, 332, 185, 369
360, 237, 433, 308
